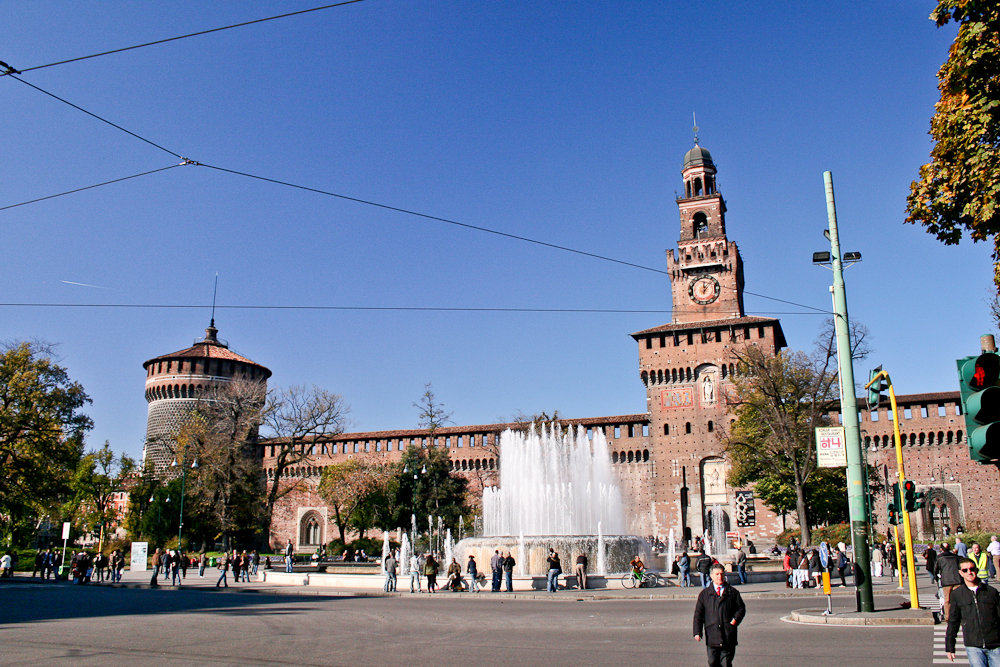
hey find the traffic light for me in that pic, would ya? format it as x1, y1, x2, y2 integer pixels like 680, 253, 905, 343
903, 479, 917, 512
867, 367, 887, 410
956, 351, 1000, 461
914, 489, 927, 510
887, 482, 901, 525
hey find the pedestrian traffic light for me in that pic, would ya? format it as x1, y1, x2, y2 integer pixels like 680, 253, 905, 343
914, 489, 927, 510
903, 479, 917, 512
867, 367, 887, 410
956, 351, 1000, 461
887, 502, 899, 526
887, 482, 901, 525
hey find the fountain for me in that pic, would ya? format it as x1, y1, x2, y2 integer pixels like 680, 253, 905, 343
455, 425, 652, 575
667, 528, 676, 573
380, 532, 390, 573
444, 529, 454, 565
400, 532, 411, 575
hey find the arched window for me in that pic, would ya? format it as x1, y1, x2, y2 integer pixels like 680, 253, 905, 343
938, 431, 944, 444
910, 433, 917, 446
686, 181, 692, 198
657, 370, 664, 384
707, 421, 714, 433
694, 178, 704, 197
627, 451, 634, 463
664, 424, 670, 436
301, 513, 322, 546
957, 430, 963, 443
721, 365, 727, 379
612, 452, 619, 464
641, 371, 648, 385
672, 369, 678, 382
642, 449, 649, 462
685, 422, 692, 434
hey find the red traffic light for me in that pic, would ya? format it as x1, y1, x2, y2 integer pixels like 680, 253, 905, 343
903, 479, 916, 493
964, 354, 1000, 390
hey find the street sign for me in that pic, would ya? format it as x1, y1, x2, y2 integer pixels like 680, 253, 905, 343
61, 521, 70, 540
734, 490, 756, 527
815, 427, 847, 467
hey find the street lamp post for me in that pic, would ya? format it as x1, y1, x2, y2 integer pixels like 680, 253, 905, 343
171, 458, 198, 548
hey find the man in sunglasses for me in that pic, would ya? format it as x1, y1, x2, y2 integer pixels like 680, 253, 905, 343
945, 557, 1000, 665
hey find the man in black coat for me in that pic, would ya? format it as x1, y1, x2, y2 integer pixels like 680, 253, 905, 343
937, 543, 964, 622
946, 557, 1000, 664
694, 563, 746, 667
695, 551, 713, 588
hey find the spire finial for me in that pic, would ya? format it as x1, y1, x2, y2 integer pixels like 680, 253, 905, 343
210, 272, 218, 328
692, 112, 700, 145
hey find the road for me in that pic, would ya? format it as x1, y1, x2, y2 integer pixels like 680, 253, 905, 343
0, 581, 935, 667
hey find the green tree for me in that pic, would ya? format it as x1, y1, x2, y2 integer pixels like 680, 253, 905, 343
68, 441, 136, 547
906, 2, 1000, 287
389, 445, 468, 532
0, 341, 91, 543
318, 455, 397, 543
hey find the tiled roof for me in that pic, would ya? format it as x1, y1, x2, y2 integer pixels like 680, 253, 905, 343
837, 391, 961, 410
143, 327, 270, 374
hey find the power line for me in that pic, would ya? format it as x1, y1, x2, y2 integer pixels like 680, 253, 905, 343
0, 164, 183, 212
0, 303, 827, 316
0, 0, 365, 77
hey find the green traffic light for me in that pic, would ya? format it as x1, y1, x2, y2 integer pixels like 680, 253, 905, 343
956, 351, 1000, 462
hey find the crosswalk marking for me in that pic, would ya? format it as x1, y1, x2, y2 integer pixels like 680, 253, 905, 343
923, 591, 968, 666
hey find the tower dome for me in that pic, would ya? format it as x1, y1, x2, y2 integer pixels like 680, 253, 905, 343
141, 322, 271, 477
682, 144, 714, 169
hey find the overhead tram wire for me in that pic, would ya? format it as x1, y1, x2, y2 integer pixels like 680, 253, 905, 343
0, 303, 826, 316
0, 164, 184, 212
0, 0, 365, 77
3, 74, 831, 318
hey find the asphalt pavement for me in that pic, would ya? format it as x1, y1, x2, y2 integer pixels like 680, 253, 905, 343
0, 570, 944, 667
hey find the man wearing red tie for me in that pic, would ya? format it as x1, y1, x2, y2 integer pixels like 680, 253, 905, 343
693, 563, 747, 667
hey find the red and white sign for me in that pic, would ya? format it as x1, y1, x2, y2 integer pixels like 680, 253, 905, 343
815, 427, 847, 467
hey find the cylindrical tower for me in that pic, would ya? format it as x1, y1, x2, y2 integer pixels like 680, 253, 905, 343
142, 321, 271, 477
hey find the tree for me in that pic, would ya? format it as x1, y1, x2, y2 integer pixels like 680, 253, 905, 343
0, 341, 91, 542
68, 441, 136, 545
388, 445, 469, 532
723, 320, 871, 546
414, 383, 453, 439
263, 385, 351, 543
906, 2, 1000, 287
318, 455, 397, 543
182, 375, 269, 551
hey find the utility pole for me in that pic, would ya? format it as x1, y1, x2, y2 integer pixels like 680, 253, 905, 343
824, 171, 875, 612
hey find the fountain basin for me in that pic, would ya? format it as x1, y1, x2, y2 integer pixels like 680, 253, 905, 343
454, 535, 654, 576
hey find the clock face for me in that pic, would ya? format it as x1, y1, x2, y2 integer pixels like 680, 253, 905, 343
689, 276, 721, 305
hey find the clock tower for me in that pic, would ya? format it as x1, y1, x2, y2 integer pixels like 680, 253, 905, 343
666, 141, 745, 324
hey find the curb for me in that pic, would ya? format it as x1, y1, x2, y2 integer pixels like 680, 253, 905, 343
788, 608, 936, 626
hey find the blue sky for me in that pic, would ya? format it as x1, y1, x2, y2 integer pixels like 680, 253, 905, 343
2, 1, 989, 462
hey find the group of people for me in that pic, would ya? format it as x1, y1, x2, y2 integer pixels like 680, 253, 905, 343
932, 540, 1000, 666
781, 542, 850, 589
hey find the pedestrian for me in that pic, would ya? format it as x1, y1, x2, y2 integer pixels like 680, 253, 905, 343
796, 550, 810, 589
240, 550, 250, 582
0, 551, 12, 578
937, 542, 963, 623
927, 545, 939, 586
180, 551, 189, 579
945, 556, 1000, 665
696, 550, 713, 589
693, 563, 747, 667
150, 548, 162, 587
575, 551, 588, 590
447, 558, 463, 591
42, 547, 54, 580
836, 548, 849, 587
546, 549, 561, 593
252, 549, 260, 576
199, 551, 207, 577
973, 543, 991, 581
171, 551, 182, 585
735, 545, 747, 585
957, 536, 969, 558
424, 554, 438, 593
503, 551, 516, 592
383, 552, 397, 592
409, 553, 422, 592
285, 539, 294, 573
216, 551, 230, 588
886, 542, 897, 578
467, 554, 480, 593
680, 550, 691, 587
809, 549, 823, 588
872, 544, 884, 578
33, 550, 44, 577
490, 549, 503, 592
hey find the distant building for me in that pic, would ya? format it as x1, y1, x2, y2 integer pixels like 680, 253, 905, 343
142, 321, 271, 478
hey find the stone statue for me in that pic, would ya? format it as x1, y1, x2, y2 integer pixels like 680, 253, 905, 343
703, 375, 715, 403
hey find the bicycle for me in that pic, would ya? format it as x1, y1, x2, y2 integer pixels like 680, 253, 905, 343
621, 571, 657, 588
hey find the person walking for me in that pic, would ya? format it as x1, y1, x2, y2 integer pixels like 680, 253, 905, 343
836, 548, 849, 587
162, 549, 173, 582
383, 552, 397, 592
199, 551, 207, 577
150, 548, 162, 587
240, 550, 251, 582
503, 551, 516, 592
937, 543, 964, 623
467, 554, 480, 593
171, 551, 182, 585
447, 558, 463, 591
490, 549, 503, 592
872, 544, 884, 578
216, 552, 230, 588
696, 551, 713, 588
795, 550, 810, 589
252, 550, 260, 577
945, 557, 1000, 665
680, 551, 691, 587
575, 552, 588, 590
926, 545, 939, 586
409, 553, 422, 592
735, 546, 747, 585
973, 543, 991, 581
284, 539, 294, 573
546, 550, 561, 593
33, 550, 44, 578
693, 563, 747, 667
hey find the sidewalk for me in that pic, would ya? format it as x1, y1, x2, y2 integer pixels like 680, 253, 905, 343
4, 568, 942, 603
